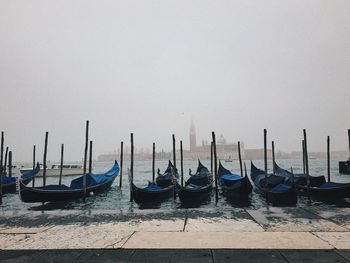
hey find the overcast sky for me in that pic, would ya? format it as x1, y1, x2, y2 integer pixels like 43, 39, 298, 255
0, 1, 349, 162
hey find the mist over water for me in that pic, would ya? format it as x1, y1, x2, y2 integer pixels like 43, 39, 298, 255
0, 1, 349, 162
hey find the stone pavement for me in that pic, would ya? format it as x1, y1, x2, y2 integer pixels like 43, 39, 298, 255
0, 206, 350, 261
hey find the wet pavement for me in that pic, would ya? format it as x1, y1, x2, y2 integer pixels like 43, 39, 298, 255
1, 206, 350, 261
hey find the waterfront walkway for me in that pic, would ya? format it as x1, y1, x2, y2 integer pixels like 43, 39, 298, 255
1, 206, 350, 262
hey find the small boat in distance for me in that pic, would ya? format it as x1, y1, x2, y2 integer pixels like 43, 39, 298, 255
20, 164, 84, 177
224, 156, 233, 162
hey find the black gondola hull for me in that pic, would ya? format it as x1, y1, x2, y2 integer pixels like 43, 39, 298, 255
267, 188, 297, 206
20, 179, 115, 203
132, 184, 174, 204
296, 184, 350, 199
2, 177, 33, 194
220, 178, 253, 199
176, 182, 212, 203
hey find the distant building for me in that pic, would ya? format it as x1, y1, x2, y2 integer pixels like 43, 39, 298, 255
185, 121, 243, 160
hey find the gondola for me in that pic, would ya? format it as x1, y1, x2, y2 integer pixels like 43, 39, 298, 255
274, 161, 326, 187
176, 160, 212, 204
1, 163, 40, 194
339, 160, 350, 175
250, 161, 297, 206
19, 161, 119, 203
218, 162, 252, 199
274, 161, 350, 199
131, 161, 176, 204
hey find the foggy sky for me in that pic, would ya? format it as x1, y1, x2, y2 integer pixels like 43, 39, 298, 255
0, 0, 349, 162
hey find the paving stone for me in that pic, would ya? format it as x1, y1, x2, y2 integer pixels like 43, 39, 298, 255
280, 249, 348, 263
34, 249, 83, 263
130, 249, 213, 263
0, 226, 53, 234
336, 249, 350, 261
7, 224, 134, 249
0, 234, 30, 249
314, 232, 350, 249
0, 250, 43, 263
212, 249, 286, 263
73, 249, 134, 263
123, 232, 332, 249
246, 207, 346, 232
185, 217, 264, 232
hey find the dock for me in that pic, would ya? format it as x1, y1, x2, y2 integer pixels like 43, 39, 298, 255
1, 206, 350, 262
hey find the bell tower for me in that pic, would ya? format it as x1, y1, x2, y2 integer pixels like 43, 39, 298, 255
190, 120, 196, 152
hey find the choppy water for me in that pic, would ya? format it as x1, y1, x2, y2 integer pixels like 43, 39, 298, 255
1, 159, 350, 212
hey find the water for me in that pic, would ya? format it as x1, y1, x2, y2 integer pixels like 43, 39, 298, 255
1, 159, 350, 212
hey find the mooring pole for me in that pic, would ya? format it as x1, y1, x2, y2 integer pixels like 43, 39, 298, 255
32, 145, 36, 187
82, 121, 89, 201
212, 132, 218, 203
210, 141, 213, 177
238, 141, 243, 177
180, 140, 184, 187
172, 134, 176, 170
0, 131, 3, 203
348, 129, 350, 161
327, 136, 330, 182
59, 144, 64, 186
8, 151, 12, 177
43, 131, 48, 187
0, 131, 4, 176
130, 133, 134, 202
4, 147, 8, 175
264, 129, 268, 201
89, 140, 93, 174
152, 142, 155, 182
303, 129, 310, 202
272, 141, 276, 175
119, 141, 123, 187
264, 129, 268, 175
302, 140, 306, 175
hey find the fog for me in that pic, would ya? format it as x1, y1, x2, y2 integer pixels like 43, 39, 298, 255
0, 1, 349, 162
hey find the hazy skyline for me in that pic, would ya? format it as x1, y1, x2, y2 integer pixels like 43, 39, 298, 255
0, 1, 349, 162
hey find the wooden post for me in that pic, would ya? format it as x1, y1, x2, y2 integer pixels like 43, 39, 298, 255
244, 162, 247, 177
212, 132, 218, 202
59, 144, 64, 186
272, 141, 275, 175
0, 131, 2, 204
130, 133, 134, 202
172, 134, 176, 170
327, 136, 330, 182
119, 141, 123, 187
43, 131, 48, 187
348, 129, 350, 161
82, 121, 89, 200
152, 142, 155, 182
238, 141, 243, 177
210, 141, 213, 176
89, 140, 93, 174
264, 129, 268, 176
180, 140, 184, 187
264, 129, 268, 201
303, 129, 310, 202
4, 147, 8, 175
32, 145, 36, 187
302, 140, 306, 175
0, 131, 3, 176
8, 151, 12, 177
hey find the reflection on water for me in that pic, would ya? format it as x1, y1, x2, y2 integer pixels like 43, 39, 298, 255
1, 159, 350, 211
